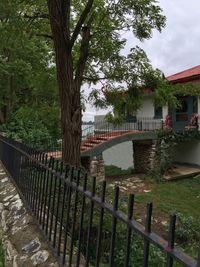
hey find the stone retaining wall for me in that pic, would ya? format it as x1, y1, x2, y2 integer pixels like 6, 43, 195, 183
132, 140, 157, 173
81, 155, 105, 180
0, 163, 59, 267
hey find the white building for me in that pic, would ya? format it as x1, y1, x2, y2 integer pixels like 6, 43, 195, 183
95, 65, 200, 170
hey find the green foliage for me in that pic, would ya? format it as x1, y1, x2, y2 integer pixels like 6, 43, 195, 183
175, 212, 200, 244
0, 105, 60, 143
0, 241, 4, 267
0, 0, 59, 142
158, 129, 200, 143
151, 130, 200, 178
135, 176, 200, 259
89, 48, 168, 118
113, 227, 165, 267
105, 165, 134, 176
151, 138, 176, 178
81, 199, 166, 267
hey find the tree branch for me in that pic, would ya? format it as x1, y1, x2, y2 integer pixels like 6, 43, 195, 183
48, 0, 71, 46
74, 26, 91, 88
62, 0, 71, 39
24, 13, 49, 20
71, 0, 94, 47
83, 75, 121, 82
36, 34, 53, 39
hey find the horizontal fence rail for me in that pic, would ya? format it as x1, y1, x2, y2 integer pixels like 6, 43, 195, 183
81, 118, 163, 154
11, 118, 162, 159
0, 135, 199, 267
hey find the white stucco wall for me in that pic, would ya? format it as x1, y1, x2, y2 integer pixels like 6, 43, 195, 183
173, 140, 200, 166
163, 105, 168, 119
103, 141, 133, 169
137, 96, 154, 118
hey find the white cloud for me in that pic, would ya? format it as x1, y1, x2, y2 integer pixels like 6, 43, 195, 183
137, 0, 200, 75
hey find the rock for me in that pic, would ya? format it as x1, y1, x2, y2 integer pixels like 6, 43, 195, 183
1, 210, 8, 231
48, 263, 59, 267
31, 250, 49, 266
12, 226, 22, 235
0, 203, 4, 213
22, 238, 41, 254
13, 206, 26, 220
5, 240, 18, 261
161, 221, 168, 226
1, 177, 8, 182
3, 194, 14, 202
13, 255, 18, 267
120, 186, 127, 191
143, 190, 151, 193
10, 198, 23, 211
136, 183, 145, 188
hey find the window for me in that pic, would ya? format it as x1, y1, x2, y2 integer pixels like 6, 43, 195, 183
176, 96, 188, 113
154, 105, 163, 118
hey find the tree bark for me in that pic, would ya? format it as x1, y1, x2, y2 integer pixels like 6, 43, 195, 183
48, 0, 82, 166
0, 110, 5, 125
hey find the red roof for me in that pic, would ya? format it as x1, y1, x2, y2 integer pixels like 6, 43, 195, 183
167, 65, 200, 84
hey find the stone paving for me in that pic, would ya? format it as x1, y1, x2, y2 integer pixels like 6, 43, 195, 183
0, 163, 59, 267
107, 176, 152, 194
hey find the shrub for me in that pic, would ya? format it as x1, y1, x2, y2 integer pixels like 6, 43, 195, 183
105, 165, 134, 176
175, 212, 200, 243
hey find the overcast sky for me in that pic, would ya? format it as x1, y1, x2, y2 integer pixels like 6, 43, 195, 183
83, 0, 200, 121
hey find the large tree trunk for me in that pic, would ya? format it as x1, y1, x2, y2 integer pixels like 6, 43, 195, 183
60, 81, 81, 167
48, 0, 82, 166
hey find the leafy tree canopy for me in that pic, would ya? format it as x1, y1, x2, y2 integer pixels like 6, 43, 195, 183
1, 0, 196, 162
0, 0, 60, 140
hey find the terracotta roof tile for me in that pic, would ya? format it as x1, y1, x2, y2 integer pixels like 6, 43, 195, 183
167, 65, 200, 82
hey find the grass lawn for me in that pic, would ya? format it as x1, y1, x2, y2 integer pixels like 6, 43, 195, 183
106, 173, 200, 259
136, 176, 200, 258
136, 176, 200, 219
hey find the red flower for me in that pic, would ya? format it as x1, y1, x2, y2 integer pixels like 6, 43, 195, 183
189, 113, 199, 126
164, 115, 172, 129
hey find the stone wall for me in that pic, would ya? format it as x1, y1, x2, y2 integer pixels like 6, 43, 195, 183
81, 155, 105, 180
0, 163, 59, 267
132, 140, 157, 173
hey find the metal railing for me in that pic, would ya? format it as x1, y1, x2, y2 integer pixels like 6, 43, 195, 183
81, 117, 163, 151
94, 117, 163, 132
0, 135, 199, 267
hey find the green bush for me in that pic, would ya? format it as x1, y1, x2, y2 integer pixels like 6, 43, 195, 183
105, 165, 134, 176
176, 212, 200, 243
0, 106, 60, 145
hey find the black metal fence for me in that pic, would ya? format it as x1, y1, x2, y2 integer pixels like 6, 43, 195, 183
94, 117, 163, 133
0, 135, 199, 267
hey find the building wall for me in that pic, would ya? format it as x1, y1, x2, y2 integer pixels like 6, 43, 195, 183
94, 95, 169, 122
103, 138, 200, 170
103, 141, 133, 169
173, 140, 200, 166
137, 96, 155, 117
163, 105, 169, 119
135, 96, 168, 119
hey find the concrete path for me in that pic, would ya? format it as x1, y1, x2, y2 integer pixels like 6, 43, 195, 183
163, 164, 200, 180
